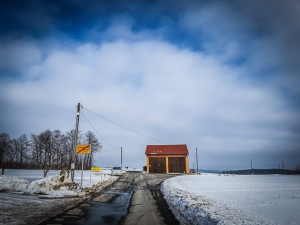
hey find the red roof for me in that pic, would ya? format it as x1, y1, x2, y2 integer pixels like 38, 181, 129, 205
145, 144, 189, 155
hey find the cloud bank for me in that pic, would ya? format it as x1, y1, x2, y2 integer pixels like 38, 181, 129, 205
0, 0, 299, 170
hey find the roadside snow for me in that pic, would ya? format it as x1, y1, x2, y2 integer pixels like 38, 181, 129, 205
0, 169, 116, 197
0, 169, 119, 225
162, 174, 300, 225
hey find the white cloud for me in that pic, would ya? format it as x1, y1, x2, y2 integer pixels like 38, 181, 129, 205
0, 39, 41, 70
0, 44, 283, 120
1, 10, 299, 169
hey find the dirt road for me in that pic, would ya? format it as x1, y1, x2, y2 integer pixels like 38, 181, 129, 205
39, 172, 180, 225
122, 172, 179, 225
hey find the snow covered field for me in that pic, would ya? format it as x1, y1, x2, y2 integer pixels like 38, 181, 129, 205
162, 174, 300, 225
0, 169, 117, 225
3, 170, 299, 225
0, 169, 115, 197
2, 168, 113, 186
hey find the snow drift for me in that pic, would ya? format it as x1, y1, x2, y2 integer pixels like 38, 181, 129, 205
161, 174, 300, 225
0, 175, 79, 197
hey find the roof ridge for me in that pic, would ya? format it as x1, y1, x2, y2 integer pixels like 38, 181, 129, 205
145, 144, 189, 155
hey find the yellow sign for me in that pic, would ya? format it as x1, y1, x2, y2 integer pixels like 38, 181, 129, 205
76, 144, 90, 154
91, 167, 102, 172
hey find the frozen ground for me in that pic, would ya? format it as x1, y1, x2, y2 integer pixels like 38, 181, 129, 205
0, 169, 117, 225
3, 170, 299, 225
1, 168, 114, 187
162, 173, 300, 225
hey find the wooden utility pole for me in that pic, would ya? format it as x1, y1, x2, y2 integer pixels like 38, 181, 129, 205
121, 147, 122, 168
71, 103, 81, 182
196, 148, 198, 174
250, 159, 253, 170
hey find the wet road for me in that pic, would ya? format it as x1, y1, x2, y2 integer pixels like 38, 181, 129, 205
39, 172, 180, 225
0, 192, 82, 225
122, 173, 180, 225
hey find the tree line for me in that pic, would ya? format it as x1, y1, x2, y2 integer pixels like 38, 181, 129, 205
0, 130, 101, 176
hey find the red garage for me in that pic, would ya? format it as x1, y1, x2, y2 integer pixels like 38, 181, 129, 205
145, 144, 189, 174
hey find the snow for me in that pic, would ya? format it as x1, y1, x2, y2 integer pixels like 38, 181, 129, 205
3, 170, 300, 225
162, 173, 300, 225
0, 169, 118, 225
0, 169, 115, 197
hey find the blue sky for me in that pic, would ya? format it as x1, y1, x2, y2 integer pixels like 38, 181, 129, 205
0, 0, 300, 170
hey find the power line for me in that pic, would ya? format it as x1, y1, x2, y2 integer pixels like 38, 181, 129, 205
81, 106, 167, 144
100, 148, 122, 153
189, 146, 224, 157
198, 148, 222, 156
81, 110, 117, 149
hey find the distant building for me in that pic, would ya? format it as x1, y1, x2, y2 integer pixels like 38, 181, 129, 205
145, 144, 189, 174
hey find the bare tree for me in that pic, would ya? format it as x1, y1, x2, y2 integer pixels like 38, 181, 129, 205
40, 130, 54, 177
296, 164, 300, 174
7, 139, 18, 166
61, 129, 83, 176
17, 134, 30, 167
30, 130, 57, 177
52, 130, 63, 170
0, 133, 12, 175
30, 133, 42, 169
9, 134, 30, 168
1, 129, 101, 176
84, 131, 102, 169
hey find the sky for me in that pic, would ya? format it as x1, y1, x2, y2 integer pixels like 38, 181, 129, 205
0, 0, 300, 171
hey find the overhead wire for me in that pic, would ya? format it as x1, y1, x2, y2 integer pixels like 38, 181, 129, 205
81, 106, 167, 144
197, 148, 223, 157
81, 106, 243, 167
100, 148, 122, 153
81, 110, 118, 149
79, 105, 276, 171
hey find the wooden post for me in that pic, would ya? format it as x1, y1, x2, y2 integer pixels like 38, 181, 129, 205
196, 148, 198, 174
166, 156, 169, 174
121, 147, 122, 168
71, 103, 80, 182
146, 156, 149, 173
185, 156, 189, 174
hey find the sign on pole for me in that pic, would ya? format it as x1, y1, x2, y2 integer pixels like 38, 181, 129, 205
76, 144, 90, 154
76, 144, 90, 186
90, 167, 103, 182
91, 167, 102, 172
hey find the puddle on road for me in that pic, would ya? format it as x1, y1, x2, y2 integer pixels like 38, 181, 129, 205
39, 190, 133, 225
39, 174, 176, 225
81, 191, 132, 225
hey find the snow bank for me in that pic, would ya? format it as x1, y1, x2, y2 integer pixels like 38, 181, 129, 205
162, 175, 279, 225
0, 176, 30, 192
0, 175, 79, 196
0, 173, 118, 198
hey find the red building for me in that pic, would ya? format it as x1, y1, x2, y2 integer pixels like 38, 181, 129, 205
145, 144, 189, 174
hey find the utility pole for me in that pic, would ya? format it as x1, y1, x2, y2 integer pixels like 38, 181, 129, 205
121, 147, 122, 168
250, 159, 253, 170
71, 103, 81, 182
196, 148, 199, 174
